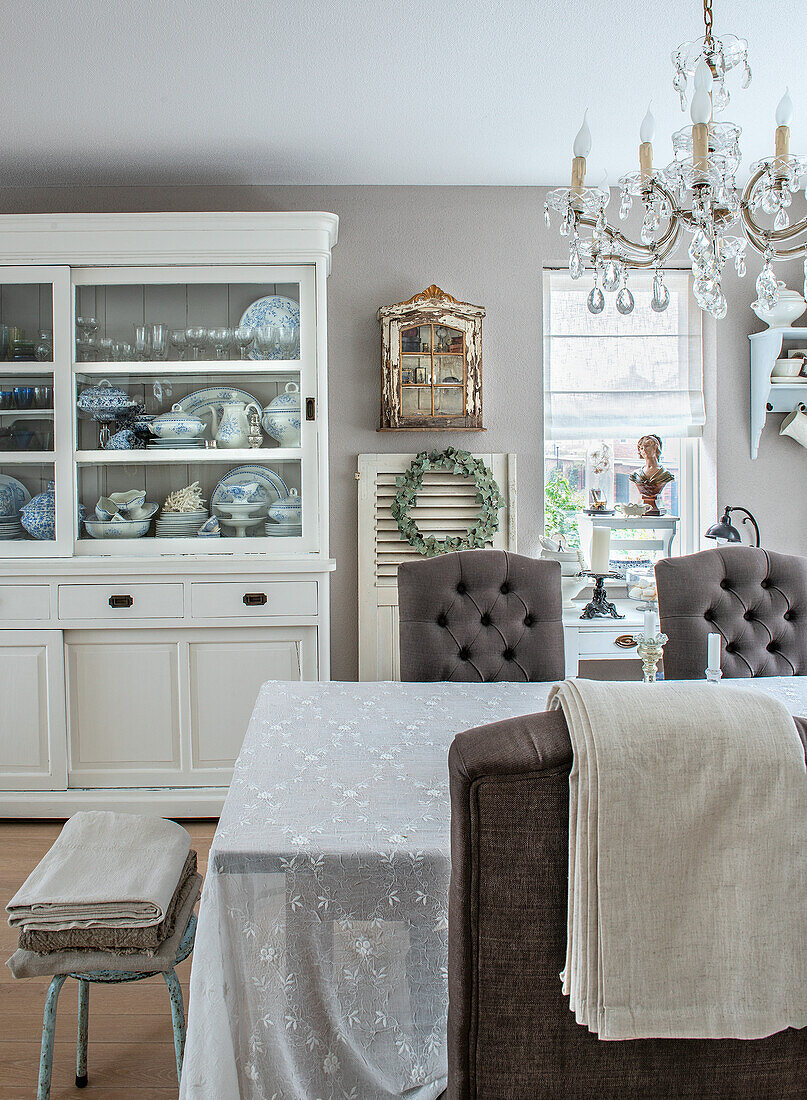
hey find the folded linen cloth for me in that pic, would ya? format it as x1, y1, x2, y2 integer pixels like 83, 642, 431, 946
6, 874, 201, 979
19, 849, 197, 955
548, 678, 807, 1041
7, 811, 191, 932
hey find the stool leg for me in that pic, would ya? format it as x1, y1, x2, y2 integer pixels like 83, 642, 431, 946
163, 968, 186, 1084
76, 978, 90, 1087
38, 973, 67, 1100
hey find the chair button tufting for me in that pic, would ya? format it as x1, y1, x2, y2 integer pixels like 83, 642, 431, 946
524, 614, 534, 626
704, 609, 713, 621
784, 610, 794, 621
767, 641, 777, 652
456, 582, 466, 594
480, 612, 491, 626
459, 647, 471, 660
761, 580, 770, 590
500, 582, 510, 594
743, 611, 753, 621
725, 642, 736, 653
503, 648, 515, 660
720, 579, 730, 590
437, 613, 448, 627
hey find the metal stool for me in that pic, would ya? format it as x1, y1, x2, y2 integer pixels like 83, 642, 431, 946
37, 912, 196, 1100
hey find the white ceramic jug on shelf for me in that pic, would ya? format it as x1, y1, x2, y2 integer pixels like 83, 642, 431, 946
205, 400, 262, 449
780, 403, 807, 449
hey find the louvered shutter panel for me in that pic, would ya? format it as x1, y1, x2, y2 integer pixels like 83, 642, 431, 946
358, 453, 516, 679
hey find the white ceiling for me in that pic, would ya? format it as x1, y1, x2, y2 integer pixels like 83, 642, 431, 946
1, 0, 804, 187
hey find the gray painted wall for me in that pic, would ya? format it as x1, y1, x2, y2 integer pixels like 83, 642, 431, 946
0, 185, 801, 679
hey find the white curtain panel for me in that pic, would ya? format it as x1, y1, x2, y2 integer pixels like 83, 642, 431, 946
543, 269, 705, 440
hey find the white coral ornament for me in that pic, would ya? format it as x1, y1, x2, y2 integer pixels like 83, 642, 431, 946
163, 481, 206, 513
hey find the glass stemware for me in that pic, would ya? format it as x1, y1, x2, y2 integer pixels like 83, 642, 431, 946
255, 324, 277, 359
134, 325, 152, 361
210, 327, 233, 360
151, 324, 169, 361
234, 325, 254, 360
186, 327, 208, 361
277, 324, 298, 359
98, 337, 113, 362
34, 329, 52, 362
169, 329, 188, 361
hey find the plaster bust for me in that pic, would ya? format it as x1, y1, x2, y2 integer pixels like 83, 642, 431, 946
629, 434, 674, 515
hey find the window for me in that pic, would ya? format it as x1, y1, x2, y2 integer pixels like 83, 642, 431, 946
543, 270, 705, 562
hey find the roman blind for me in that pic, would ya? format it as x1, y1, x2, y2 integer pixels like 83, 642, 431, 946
543, 269, 705, 439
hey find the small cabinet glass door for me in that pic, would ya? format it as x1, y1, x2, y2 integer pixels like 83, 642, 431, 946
71, 266, 318, 555
0, 266, 71, 556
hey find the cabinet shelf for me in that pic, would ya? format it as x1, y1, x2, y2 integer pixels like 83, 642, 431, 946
75, 447, 302, 464
76, 359, 301, 375
749, 326, 807, 458
0, 450, 54, 464
0, 409, 53, 418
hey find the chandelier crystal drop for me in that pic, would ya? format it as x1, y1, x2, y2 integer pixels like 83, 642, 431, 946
543, 0, 807, 319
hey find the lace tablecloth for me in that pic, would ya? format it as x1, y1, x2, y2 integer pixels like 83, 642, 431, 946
179, 677, 807, 1100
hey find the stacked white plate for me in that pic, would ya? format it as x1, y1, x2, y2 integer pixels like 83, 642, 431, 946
0, 515, 23, 540
148, 438, 207, 449
155, 510, 208, 538
264, 521, 302, 538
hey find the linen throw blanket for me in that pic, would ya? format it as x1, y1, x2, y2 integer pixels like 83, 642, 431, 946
548, 678, 807, 1040
7, 811, 191, 931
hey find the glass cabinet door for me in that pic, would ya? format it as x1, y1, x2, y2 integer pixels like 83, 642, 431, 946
0, 266, 71, 555
71, 266, 317, 554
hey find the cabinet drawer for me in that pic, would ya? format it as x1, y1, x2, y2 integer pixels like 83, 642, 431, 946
58, 583, 184, 621
190, 581, 317, 619
0, 584, 50, 621
577, 629, 639, 658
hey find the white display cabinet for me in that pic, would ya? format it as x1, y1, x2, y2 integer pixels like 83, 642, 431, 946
0, 213, 338, 816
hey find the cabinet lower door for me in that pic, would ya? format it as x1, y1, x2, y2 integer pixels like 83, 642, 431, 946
66, 626, 317, 788
0, 630, 66, 791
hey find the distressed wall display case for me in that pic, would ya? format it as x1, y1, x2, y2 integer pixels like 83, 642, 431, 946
0, 212, 338, 817
377, 285, 485, 431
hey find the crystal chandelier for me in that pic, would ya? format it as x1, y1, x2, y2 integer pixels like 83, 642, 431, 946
544, 0, 807, 319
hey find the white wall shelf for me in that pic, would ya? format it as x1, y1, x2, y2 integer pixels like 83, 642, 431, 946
75, 448, 303, 464
749, 326, 807, 458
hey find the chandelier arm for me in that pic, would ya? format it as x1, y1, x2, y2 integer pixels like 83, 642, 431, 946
577, 181, 683, 267
740, 168, 807, 256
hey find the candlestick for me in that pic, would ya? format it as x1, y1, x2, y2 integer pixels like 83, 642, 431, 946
580, 572, 624, 620
589, 526, 611, 574
643, 609, 657, 639
635, 628, 668, 682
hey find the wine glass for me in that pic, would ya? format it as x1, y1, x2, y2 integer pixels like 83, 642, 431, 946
98, 337, 113, 362
210, 327, 233, 360
151, 324, 169, 361
169, 329, 188, 360
186, 327, 208, 361
234, 325, 254, 360
255, 324, 277, 359
277, 324, 297, 359
133, 325, 152, 360
35, 329, 52, 362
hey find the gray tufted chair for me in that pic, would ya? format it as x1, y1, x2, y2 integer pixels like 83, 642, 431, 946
656, 546, 807, 679
397, 550, 565, 682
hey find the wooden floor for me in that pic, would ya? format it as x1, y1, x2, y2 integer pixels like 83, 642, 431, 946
0, 819, 216, 1099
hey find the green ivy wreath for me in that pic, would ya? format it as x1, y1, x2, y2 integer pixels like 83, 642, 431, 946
391, 447, 505, 557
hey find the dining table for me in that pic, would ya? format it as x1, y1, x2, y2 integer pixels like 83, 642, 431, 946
178, 676, 807, 1100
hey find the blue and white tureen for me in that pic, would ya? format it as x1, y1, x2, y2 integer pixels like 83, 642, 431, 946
76, 379, 133, 418
262, 382, 301, 447
20, 482, 86, 541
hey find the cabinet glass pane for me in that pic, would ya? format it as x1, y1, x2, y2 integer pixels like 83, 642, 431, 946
0, 462, 55, 541
0, 370, 54, 452
0, 283, 53, 364
433, 356, 463, 385
434, 326, 463, 353
75, 282, 301, 362
74, 370, 301, 452
401, 387, 432, 416
77, 459, 302, 542
401, 325, 431, 353
434, 388, 464, 415
401, 355, 431, 385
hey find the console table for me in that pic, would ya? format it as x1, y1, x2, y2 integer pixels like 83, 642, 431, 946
563, 598, 644, 677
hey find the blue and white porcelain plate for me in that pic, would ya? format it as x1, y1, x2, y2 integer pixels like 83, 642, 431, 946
240, 296, 300, 360
211, 465, 289, 509
174, 387, 261, 421
0, 474, 31, 517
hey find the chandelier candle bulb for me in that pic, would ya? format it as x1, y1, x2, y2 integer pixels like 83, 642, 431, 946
639, 105, 655, 181
775, 89, 793, 161
589, 526, 611, 574
571, 110, 591, 194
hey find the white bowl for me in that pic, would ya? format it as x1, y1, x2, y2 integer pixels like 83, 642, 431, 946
84, 518, 151, 539
109, 489, 147, 514
772, 357, 803, 378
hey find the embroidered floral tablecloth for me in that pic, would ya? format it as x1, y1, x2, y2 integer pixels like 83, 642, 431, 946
179, 677, 807, 1100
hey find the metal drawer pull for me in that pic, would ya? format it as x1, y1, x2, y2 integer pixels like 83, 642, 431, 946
109, 594, 134, 609
243, 592, 268, 607
614, 634, 638, 649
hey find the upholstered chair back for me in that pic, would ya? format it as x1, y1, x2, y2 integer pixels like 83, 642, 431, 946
397, 549, 564, 682
656, 546, 807, 679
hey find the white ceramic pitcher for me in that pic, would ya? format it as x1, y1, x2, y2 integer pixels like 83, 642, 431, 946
205, 400, 262, 449
779, 403, 807, 449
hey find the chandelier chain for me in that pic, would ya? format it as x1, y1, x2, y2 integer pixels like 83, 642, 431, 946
703, 0, 713, 41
